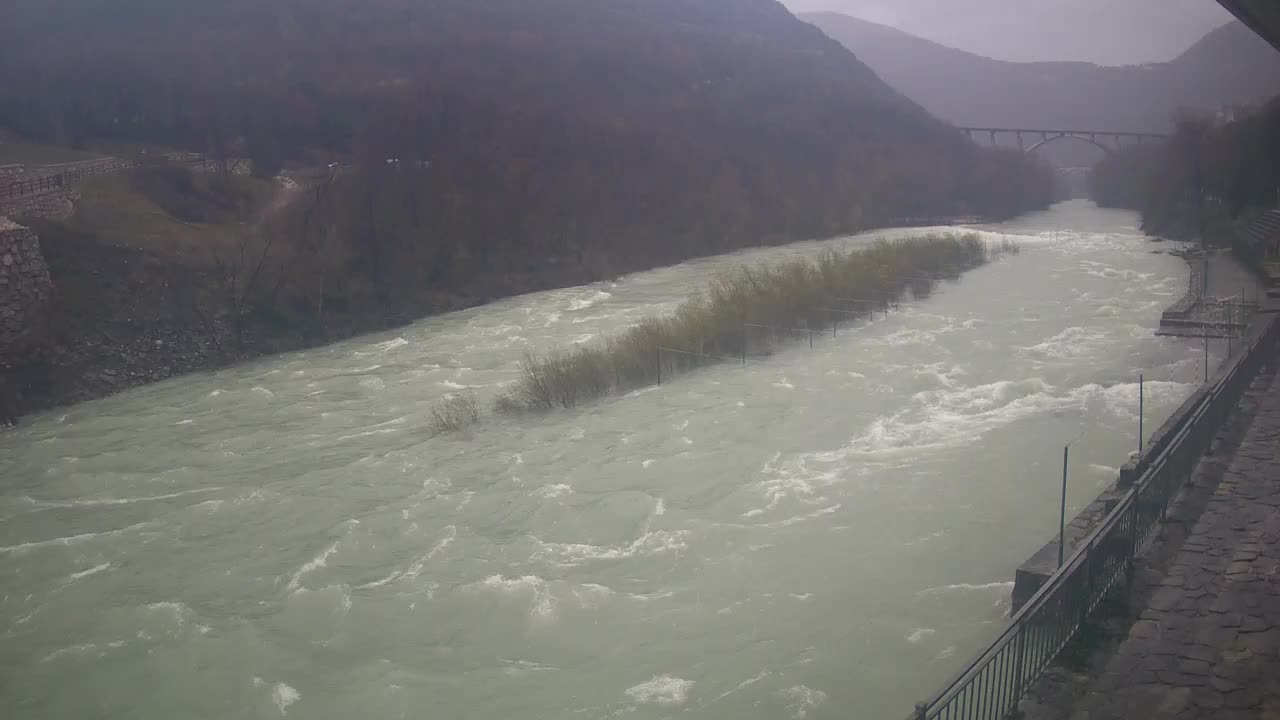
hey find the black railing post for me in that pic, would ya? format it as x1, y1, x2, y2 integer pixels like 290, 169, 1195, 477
1058, 445, 1069, 568
1018, 622, 1032, 696
1138, 373, 1144, 455
913, 702, 927, 720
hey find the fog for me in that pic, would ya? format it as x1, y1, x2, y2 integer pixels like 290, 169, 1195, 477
781, 0, 1234, 65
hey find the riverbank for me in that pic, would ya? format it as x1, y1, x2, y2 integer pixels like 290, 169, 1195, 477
0, 203, 997, 425
0, 217, 598, 422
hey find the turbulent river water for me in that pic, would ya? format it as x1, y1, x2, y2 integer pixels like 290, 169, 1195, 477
1, 201, 1228, 719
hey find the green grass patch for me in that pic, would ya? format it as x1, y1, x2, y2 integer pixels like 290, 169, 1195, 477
497, 233, 1006, 413
0, 140, 105, 166
65, 171, 273, 265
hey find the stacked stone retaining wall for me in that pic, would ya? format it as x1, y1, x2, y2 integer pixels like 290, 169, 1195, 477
0, 218, 53, 424
0, 219, 53, 365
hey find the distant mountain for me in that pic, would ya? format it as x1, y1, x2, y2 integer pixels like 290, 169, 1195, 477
803, 13, 1280, 136
788, 0, 1231, 66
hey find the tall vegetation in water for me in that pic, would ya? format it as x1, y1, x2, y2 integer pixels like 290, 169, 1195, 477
497, 233, 1000, 413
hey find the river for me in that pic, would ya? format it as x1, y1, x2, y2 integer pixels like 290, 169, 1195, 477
0, 201, 1223, 719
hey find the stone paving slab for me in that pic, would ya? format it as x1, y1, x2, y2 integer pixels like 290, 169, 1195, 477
1064, 368, 1280, 719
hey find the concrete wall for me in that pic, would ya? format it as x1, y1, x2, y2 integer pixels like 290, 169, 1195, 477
0, 218, 53, 367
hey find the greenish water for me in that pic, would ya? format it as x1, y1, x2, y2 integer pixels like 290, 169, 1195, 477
0, 201, 1220, 719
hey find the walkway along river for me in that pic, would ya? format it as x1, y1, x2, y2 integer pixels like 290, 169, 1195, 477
0, 201, 1226, 719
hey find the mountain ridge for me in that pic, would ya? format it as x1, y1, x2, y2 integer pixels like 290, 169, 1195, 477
803, 12, 1280, 136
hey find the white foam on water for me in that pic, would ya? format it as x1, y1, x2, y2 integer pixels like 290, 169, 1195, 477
572, 583, 616, 608
838, 378, 1073, 458
334, 427, 402, 442
568, 290, 613, 311
533, 484, 573, 499
917, 581, 1015, 597
373, 337, 409, 352
285, 541, 341, 592
778, 685, 828, 719
251, 387, 275, 399
22, 487, 222, 509
752, 451, 845, 513
500, 659, 558, 676
477, 575, 557, 617
273, 682, 301, 715
906, 628, 936, 644
426, 525, 457, 559
0, 521, 158, 556
42, 643, 100, 663
757, 504, 841, 529
714, 670, 773, 701
65, 562, 112, 583
624, 675, 693, 707
1077, 260, 1151, 282
935, 646, 958, 661
1089, 464, 1120, 477
356, 572, 402, 590
1096, 379, 1191, 423
654, 497, 666, 516
1019, 327, 1109, 361
532, 530, 688, 567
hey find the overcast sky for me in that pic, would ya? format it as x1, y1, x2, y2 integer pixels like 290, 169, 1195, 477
781, 0, 1237, 65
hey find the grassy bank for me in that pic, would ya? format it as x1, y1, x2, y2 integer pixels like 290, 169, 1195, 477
492, 233, 1008, 415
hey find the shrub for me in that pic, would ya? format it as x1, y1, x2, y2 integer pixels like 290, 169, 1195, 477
429, 391, 480, 433
496, 232, 1002, 414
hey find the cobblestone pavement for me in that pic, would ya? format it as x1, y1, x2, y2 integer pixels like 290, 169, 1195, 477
1065, 368, 1280, 719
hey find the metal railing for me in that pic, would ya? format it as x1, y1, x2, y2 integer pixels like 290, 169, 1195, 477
0, 154, 235, 202
907, 312, 1278, 720
0, 158, 134, 200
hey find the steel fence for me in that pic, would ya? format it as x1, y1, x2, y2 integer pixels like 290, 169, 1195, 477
907, 312, 1278, 720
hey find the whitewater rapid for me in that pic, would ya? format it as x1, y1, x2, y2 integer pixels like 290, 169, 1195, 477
0, 202, 1226, 719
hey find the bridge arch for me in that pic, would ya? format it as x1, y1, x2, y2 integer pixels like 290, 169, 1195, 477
957, 127, 1169, 157
1025, 133, 1117, 157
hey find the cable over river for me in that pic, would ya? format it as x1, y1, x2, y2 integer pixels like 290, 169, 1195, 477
0, 201, 1222, 719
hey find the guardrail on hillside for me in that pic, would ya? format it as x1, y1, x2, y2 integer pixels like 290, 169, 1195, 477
0, 158, 134, 201
906, 310, 1279, 720
0, 154, 247, 204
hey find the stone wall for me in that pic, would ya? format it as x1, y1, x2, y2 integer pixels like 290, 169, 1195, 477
0, 189, 78, 222
0, 218, 53, 367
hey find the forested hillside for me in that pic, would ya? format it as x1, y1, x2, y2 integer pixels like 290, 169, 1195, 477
2, 1, 1051, 265
1090, 100, 1280, 241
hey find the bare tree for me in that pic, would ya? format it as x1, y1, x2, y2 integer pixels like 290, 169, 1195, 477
209, 224, 279, 353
